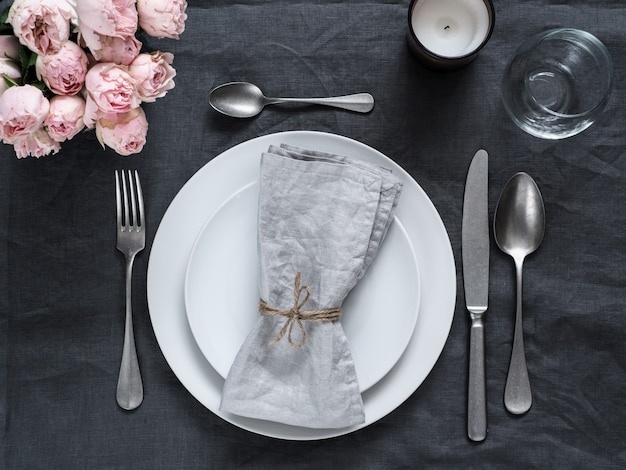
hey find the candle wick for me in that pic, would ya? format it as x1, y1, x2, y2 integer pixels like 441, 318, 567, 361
444, 25, 450, 30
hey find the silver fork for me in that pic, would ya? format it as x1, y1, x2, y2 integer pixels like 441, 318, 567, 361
115, 170, 145, 410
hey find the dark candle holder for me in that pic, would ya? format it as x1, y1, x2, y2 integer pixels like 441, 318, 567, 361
407, 0, 495, 72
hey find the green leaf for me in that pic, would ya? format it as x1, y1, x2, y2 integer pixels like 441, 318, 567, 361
30, 80, 46, 91
15, 46, 40, 86
27, 50, 38, 68
18, 44, 29, 77
0, 5, 11, 34
2, 73, 18, 88
0, 5, 10, 25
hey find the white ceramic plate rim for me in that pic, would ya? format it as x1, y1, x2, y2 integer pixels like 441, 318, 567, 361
183, 177, 420, 392
147, 131, 456, 440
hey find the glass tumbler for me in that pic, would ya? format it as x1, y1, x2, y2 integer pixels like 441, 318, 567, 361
501, 28, 613, 139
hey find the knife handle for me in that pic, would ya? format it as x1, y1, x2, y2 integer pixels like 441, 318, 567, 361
468, 316, 487, 441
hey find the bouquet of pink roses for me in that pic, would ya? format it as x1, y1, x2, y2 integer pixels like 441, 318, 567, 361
0, 0, 187, 158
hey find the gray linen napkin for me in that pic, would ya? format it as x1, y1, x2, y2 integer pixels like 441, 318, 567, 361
220, 144, 403, 428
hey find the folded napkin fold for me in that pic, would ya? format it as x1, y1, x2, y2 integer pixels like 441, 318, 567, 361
220, 143, 403, 428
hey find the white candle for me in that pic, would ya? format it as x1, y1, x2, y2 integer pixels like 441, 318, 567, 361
411, 0, 491, 58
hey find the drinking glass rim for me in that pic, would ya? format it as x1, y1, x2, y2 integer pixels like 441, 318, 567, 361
523, 28, 614, 119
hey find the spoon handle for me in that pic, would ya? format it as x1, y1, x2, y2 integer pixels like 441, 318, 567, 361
267, 93, 374, 113
505, 260, 532, 414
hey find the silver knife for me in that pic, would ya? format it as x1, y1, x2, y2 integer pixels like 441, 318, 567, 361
462, 149, 489, 442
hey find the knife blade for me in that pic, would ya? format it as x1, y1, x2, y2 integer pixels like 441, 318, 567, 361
462, 149, 489, 442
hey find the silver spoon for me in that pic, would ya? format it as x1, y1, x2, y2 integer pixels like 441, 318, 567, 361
493, 172, 545, 415
208, 81, 374, 118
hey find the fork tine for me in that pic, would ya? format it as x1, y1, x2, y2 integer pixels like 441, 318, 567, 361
121, 169, 130, 228
115, 170, 122, 228
127, 170, 137, 228
134, 170, 144, 229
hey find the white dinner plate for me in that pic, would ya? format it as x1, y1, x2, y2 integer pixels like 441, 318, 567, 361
147, 131, 456, 440
184, 178, 420, 392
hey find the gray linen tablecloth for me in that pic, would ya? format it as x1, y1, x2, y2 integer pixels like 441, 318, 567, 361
2, 0, 626, 467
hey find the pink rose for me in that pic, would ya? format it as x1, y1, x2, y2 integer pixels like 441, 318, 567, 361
96, 107, 148, 156
129, 52, 176, 103
44, 95, 86, 142
36, 40, 89, 96
84, 62, 140, 119
13, 128, 61, 158
137, 0, 187, 39
0, 35, 21, 60
0, 84, 50, 144
0, 60, 22, 96
83, 93, 106, 129
76, 0, 138, 44
7, 0, 75, 55
90, 34, 142, 66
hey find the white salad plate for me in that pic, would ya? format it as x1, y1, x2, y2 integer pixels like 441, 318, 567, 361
183, 177, 420, 392
147, 131, 456, 440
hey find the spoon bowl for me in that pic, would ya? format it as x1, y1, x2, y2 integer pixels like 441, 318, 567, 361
493, 172, 545, 415
208, 82, 374, 118
494, 174, 545, 258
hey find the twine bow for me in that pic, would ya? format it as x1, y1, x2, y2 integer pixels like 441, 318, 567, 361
259, 272, 341, 348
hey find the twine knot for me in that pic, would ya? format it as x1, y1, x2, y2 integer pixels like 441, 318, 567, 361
259, 272, 341, 348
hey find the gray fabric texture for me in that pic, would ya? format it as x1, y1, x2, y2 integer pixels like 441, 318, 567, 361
3, 0, 626, 467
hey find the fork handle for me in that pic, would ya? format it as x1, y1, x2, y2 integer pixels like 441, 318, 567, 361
116, 255, 143, 410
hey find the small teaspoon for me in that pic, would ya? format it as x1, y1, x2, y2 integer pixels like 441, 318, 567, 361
208, 81, 374, 118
